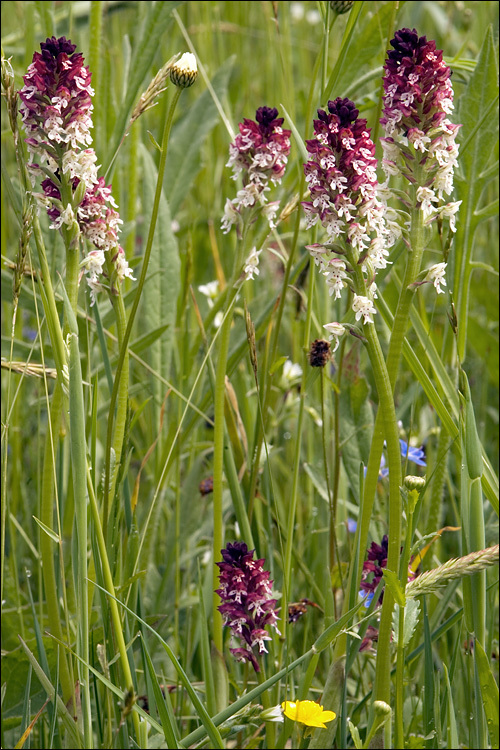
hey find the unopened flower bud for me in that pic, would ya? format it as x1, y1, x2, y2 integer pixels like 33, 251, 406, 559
403, 475, 426, 492
308, 339, 331, 368
199, 476, 214, 496
374, 700, 392, 718
170, 52, 198, 88
330, 1, 355, 14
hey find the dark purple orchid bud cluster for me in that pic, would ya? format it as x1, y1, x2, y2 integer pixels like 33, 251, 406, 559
302, 97, 399, 328
19, 37, 133, 304
19, 36, 94, 160
359, 535, 389, 607
380, 28, 461, 226
359, 535, 416, 608
221, 106, 291, 234
216, 542, 280, 672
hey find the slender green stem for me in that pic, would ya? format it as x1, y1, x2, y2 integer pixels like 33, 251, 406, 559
363, 322, 402, 707
86, 466, 141, 739
67, 324, 92, 747
334, 179, 427, 668
281, 261, 315, 645
103, 287, 129, 537
35, 220, 80, 708
395, 602, 405, 747
103, 86, 183, 532
212, 299, 235, 657
342, 248, 403, 714
40, 384, 74, 705
394, 489, 418, 749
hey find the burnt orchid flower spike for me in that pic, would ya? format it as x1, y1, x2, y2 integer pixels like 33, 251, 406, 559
221, 106, 291, 234
216, 542, 280, 672
19, 36, 135, 304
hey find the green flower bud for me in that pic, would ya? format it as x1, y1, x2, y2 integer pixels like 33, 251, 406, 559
404, 475, 426, 492
330, 1, 355, 14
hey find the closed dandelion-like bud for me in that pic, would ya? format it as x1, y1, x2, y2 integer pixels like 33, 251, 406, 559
308, 339, 331, 367
330, 1, 355, 15
169, 52, 198, 89
404, 475, 426, 491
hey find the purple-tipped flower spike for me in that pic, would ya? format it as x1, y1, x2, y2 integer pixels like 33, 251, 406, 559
380, 28, 461, 216
221, 106, 291, 234
19, 37, 134, 304
216, 542, 280, 672
19, 36, 94, 164
302, 97, 397, 316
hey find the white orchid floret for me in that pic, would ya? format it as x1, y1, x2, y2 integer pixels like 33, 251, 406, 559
198, 280, 219, 307
62, 148, 99, 185
323, 258, 347, 300
81, 248, 106, 282
49, 203, 77, 231
407, 128, 431, 152
416, 186, 439, 218
425, 262, 447, 294
438, 200, 462, 232
262, 200, 280, 229
323, 322, 345, 352
221, 198, 239, 234
352, 294, 377, 325
243, 246, 262, 281
281, 359, 303, 387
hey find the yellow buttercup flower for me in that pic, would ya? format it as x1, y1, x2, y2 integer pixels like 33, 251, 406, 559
281, 700, 336, 728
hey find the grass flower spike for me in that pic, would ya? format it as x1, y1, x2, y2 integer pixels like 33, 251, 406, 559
216, 542, 280, 672
281, 700, 336, 728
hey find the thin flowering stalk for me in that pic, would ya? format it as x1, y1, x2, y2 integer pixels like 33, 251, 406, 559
356, 27, 460, 645
213, 107, 291, 688
302, 96, 403, 724
17, 35, 135, 538
3, 49, 75, 706
15, 38, 141, 737
102, 80, 186, 532
280, 259, 316, 646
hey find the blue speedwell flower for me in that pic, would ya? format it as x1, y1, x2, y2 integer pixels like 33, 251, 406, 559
399, 439, 427, 467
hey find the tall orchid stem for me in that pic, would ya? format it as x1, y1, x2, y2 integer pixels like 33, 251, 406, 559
212, 233, 248, 661
280, 260, 315, 646
344, 250, 403, 710
363, 323, 402, 706
333, 183, 426, 676
395, 488, 418, 748
212, 295, 237, 658
86, 466, 141, 739
102, 86, 183, 536
359, 180, 426, 584
105, 286, 129, 518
